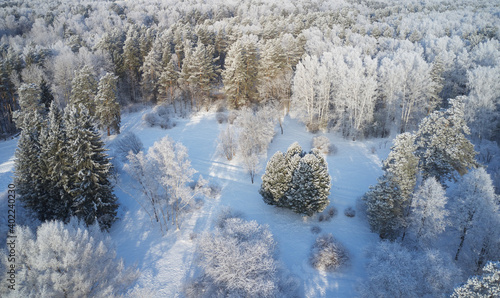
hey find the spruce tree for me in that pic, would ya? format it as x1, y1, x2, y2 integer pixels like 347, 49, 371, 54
286, 151, 330, 216
39, 78, 54, 112
261, 143, 331, 216
14, 110, 45, 216
95, 73, 120, 136
159, 59, 180, 107
39, 102, 71, 221
65, 104, 118, 230
364, 173, 404, 240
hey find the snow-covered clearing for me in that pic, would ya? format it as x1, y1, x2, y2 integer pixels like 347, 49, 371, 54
0, 107, 392, 297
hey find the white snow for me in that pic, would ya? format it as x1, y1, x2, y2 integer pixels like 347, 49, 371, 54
0, 108, 393, 297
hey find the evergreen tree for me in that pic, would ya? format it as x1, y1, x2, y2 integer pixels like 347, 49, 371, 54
259, 151, 290, 206
415, 98, 477, 183
383, 133, 418, 203
286, 151, 330, 216
39, 102, 71, 221
122, 25, 142, 102
364, 173, 405, 240
65, 105, 118, 230
261, 143, 331, 216
140, 40, 163, 103
223, 37, 259, 109
39, 78, 54, 112
158, 59, 180, 108
95, 73, 120, 136
14, 83, 43, 125
14, 110, 45, 217
69, 65, 97, 115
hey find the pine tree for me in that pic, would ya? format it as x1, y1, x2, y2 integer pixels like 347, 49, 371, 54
122, 25, 142, 102
70, 65, 97, 115
14, 83, 43, 125
159, 59, 180, 109
415, 98, 477, 183
383, 132, 418, 202
140, 40, 163, 103
65, 105, 118, 230
95, 73, 120, 136
223, 37, 259, 109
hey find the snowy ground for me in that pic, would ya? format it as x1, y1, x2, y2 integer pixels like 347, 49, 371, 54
0, 107, 393, 297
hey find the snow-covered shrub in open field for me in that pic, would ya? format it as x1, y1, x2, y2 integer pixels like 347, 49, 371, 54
185, 211, 297, 297
142, 103, 176, 129
310, 233, 349, 271
312, 135, 336, 155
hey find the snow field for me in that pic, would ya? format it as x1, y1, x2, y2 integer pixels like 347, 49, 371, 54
109, 108, 390, 297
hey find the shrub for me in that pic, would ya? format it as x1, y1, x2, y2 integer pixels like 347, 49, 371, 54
344, 207, 356, 218
0, 219, 138, 297
113, 132, 144, 162
309, 234, 349, 271
142, 103, 176, 129
312, 136, 334, 155
311, 225, 322, 234
217, 126, 237, 160
185, 211, 297, 297
216, 112, 227, 124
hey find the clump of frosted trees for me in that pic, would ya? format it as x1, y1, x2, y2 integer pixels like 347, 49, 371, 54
14, 86, 118, 230
0, 219, 138, 297
124, 136, 207, 234
260, 142, 331, 216
362, 98, 500, 296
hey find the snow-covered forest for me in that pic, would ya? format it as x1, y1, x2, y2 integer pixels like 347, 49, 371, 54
0, 0, 499, 296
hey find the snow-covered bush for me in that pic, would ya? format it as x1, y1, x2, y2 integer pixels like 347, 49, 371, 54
312, 136, 332, 155
217, 126, 237, 160
310, 234, 349, 271
112, 131, 143, 162
142, 103, 176, 129
185, 211, 297, 297
451, 261, 500, 297
0, 219, 138, 297
344, 207, 356, 218
311, 225, 322, 234
261, 142, 331, 216
359, 241, 462, 298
